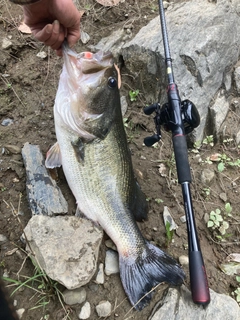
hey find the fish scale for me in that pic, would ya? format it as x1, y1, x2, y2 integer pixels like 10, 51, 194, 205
46, 42, 185, 310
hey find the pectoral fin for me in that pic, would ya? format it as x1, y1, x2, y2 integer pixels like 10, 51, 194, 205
71, 138, 85, 163
45, 142, 62, 168
131, 182, 148, 222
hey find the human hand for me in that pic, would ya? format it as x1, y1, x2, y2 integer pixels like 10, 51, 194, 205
23, 0, 81, 56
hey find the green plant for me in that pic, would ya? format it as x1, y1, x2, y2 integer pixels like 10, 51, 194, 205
207, 203, 232, 241
129, 89, 139, 102
232, 276, 240, 304
2, 263, 70, 317
202, 187, 210, 199
165, 221, 174, 246
123, 117, 136, 143
154, 198, 163, 204
203, 135, 214, 146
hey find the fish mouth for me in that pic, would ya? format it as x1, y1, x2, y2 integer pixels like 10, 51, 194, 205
62, 41, 113, 75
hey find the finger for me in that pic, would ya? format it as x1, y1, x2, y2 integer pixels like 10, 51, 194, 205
33, 21, 64, 50
67, 29, 81, 48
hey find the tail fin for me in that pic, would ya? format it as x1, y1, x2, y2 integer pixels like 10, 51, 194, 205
119, 241, 185, 310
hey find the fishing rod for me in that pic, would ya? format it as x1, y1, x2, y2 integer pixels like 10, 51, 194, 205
143, 0, 211, 305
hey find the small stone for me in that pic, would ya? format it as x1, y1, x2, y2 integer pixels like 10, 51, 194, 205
81, 30, 90, 44
163, 1, 170, 9
2, 38, 12, 49
1, 118, 14, 126
163, 206, 178, 231
105, 250, 119, 275
204, 212, 210, 224
95, 263, 104, 284
180, 215, 186, 223
3, 269, 9, 278
219, 192, 227, 202
16, 308, 25, 319
62, 288, 86, 305
105, 239, 117, 251
179, 255, 189, 266
96, 301, 111, 318
0, 234, 8, 244
36, 51, 48, 59
200, 169, 215, 186
79, 301, 91, 319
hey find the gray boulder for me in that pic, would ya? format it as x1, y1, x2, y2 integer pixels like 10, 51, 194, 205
21, 142, 68, 216
93, 0, 240, 141
24, 215, 103, 289
150, 285, 240, 320
121, 0, 240, 141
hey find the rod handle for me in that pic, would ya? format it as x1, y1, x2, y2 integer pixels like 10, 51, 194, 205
172, 135, 191, 183
189, 250, 211, 305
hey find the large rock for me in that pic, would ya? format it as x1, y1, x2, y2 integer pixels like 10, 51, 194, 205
94, 0, 240, 141
24, 215, 103, 289
121, 0, 240, 141
21, 142, 68, 216
150, 285, 240, 320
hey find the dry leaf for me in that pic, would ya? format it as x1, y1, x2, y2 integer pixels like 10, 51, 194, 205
209, 153, 221, 162
18, 22, 32, 34
5, 248, 18, 256
96, 0, 122, 6
226, 253, 240, 263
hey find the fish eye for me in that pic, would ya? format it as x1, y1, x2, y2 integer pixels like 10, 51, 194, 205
108, 77, 117, 88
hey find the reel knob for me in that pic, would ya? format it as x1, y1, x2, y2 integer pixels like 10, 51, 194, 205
143, 103, 159, 115
144, 134, 160, 147
181, 100, 200, 134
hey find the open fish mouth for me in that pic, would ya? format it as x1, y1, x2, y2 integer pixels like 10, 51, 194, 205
62, 41, 113, 75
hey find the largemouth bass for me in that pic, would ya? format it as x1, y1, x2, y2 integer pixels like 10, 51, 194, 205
46, 43, 185, 310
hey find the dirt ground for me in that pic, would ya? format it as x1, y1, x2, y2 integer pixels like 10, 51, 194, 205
1, 0, 240, 319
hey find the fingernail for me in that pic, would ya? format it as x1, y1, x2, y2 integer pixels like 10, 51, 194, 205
46, 24, 52, 34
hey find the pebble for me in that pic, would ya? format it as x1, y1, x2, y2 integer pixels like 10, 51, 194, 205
163, 1, 170, 9
1, 118, 14, 126
16, 308, 25, 319
179, 255, 189, 266
163, 206, 178, 231
219, 192, 227, 202
105, 250, 119, 275
180, 215, 186, 223
3, 269, 9, 278
96, 301, 111, 318
79, 301, 91, 319
2, 38, 12, 49
105, 239, 117, 251
0, 234, 8, 244
62, 288, 86, 305
95, 263, 104, 284
36, 51, 47, 59
80, 30, 90, 44
200, 168, 215, 186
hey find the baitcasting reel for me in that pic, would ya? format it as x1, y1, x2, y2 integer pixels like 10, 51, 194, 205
143, 99, 200, 147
